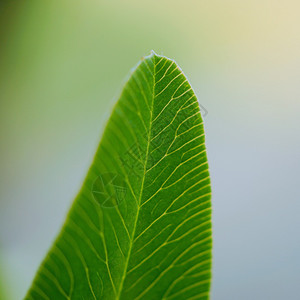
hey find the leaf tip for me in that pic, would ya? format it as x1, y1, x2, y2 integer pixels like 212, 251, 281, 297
150, 49, 158, 56
147, 50, 163, 60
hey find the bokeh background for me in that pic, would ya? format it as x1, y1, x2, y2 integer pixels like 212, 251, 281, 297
1, 0, 299, 299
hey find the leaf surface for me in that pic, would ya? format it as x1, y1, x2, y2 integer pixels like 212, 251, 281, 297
26, 52, 212, 300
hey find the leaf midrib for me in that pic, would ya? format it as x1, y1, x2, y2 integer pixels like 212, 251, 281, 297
116, 54, 157, 299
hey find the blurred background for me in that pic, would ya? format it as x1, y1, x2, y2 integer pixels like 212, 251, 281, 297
0, 0, 299, 299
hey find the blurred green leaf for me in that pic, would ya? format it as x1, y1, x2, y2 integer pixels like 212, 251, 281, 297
25, 52, 212, 299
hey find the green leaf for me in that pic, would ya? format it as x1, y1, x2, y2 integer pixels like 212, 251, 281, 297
25, 51, 212, 300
